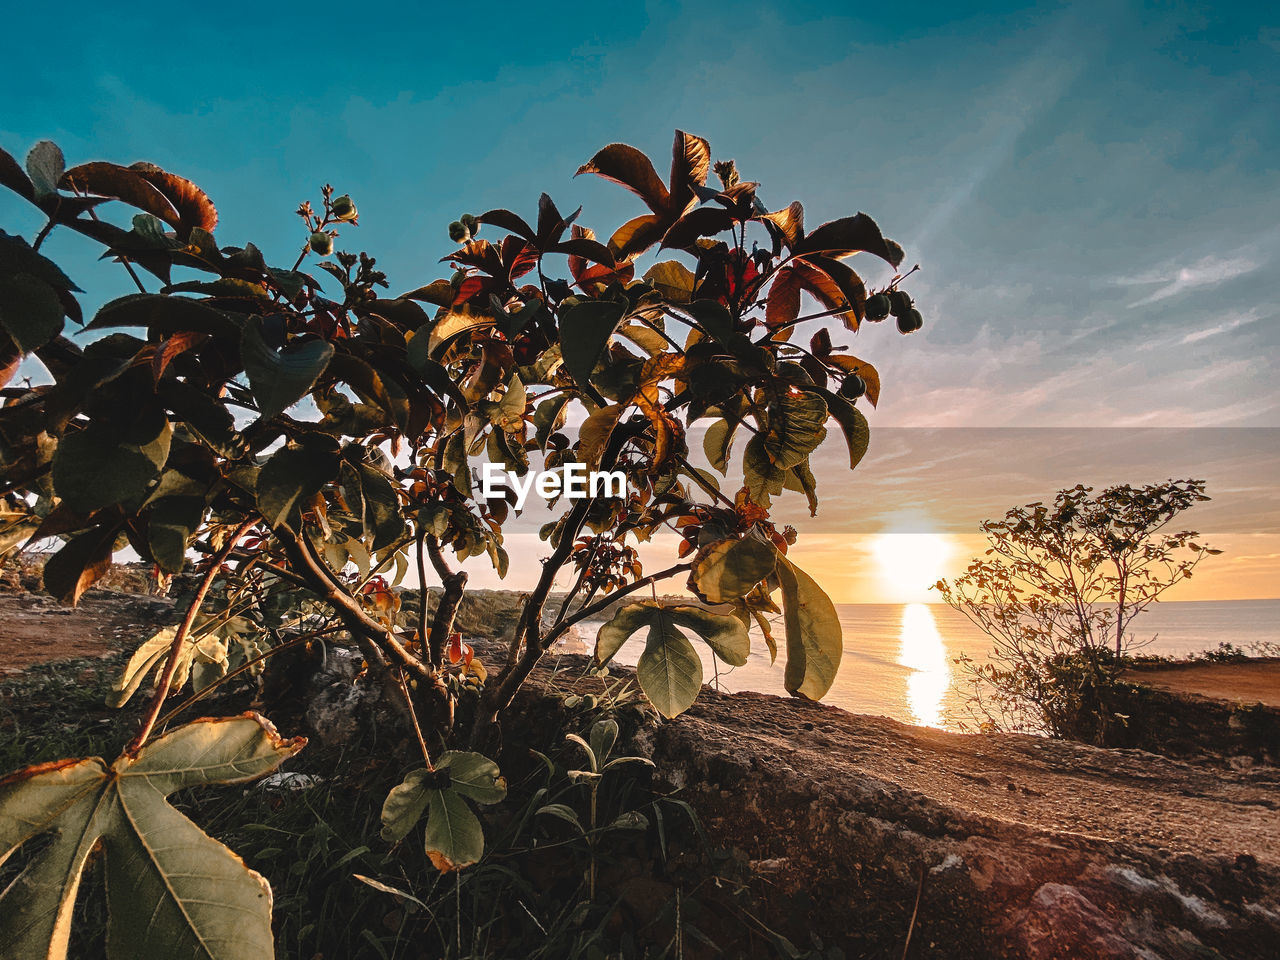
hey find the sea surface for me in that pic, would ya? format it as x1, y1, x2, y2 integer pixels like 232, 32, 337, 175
574, 600, 1280, 731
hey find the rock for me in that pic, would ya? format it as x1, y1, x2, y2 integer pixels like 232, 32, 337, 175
256, 772, 324, 793
305, 681, 371, 747
1012, 883, 1151, 959
514, 669, 1280, 958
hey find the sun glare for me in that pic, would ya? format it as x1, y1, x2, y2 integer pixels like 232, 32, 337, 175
898, 603, 950, 728
871, 533, 955, 602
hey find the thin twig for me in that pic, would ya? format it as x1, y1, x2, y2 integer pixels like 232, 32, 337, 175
396, 668, 433, 769
154, 625, 341, 729
126, 518, 255, 755
902, 864, 926, 960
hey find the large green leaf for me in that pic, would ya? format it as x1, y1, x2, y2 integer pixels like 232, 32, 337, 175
0, 714, 304, 960
147, 495, 206, 573
596, 602, 749, 718
41, 523, 119, 606
51, 420, 170, 515
0, 274, 64, 354
666, 606, 749, 667
340, 459, 406, 551
703, 418, 733, 474
25, 141, 65, 200
690, 530, 778, 603
742, 434, 787, 506
761, 390, 827, 470
818, 387, 870, 469
777, 557, 843, 701
423, 789, 485, 873
240, 323, 334, 420
636, 614, 704, 719
109, 624, 226, 707
642, 260, 695, 301
256, 439, 341, 529
380, 752, 505, 873
558, 299, 627, 402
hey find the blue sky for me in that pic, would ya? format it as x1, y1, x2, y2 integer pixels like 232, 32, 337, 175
4, 0, 1276, 428
3, 0, 1277, 597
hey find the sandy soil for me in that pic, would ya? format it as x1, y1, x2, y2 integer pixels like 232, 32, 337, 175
1125, 660, 1280, 707
0, 588, 176, 673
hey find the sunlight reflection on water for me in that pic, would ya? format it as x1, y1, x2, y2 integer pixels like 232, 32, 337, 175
897, 603, 951, 728
584, 599, 1279, 730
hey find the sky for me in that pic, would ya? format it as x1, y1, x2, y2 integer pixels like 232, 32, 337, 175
2, 0, 1276, 601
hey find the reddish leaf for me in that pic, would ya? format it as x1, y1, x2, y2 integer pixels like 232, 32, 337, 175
795, 212, 903, 267
501, 235, 539, 280
607, 213, 667, 262
60, 162, 179, 225
668, 130, 711, 217
447, 631, 473, 665
566, 224, 598, 283
660, 207, 737, 251
805, 256, 868, 330
400, 279, 454, 307
42, 522, 119, 605
476, 208, 535, 241
441, 239, 505, 276
151, 331, 208, 382
550, 237, 614, 267
810, 328, 833, 359
130, 163, 218, 238
757, 201, 805, 250
452, 275, 487, 306
576, 143, 670, 215
765, 266, 804, 329
536, 193, 580, 246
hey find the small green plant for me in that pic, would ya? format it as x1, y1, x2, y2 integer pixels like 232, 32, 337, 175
537, 718, 656, 899
936, 479, 1220, 742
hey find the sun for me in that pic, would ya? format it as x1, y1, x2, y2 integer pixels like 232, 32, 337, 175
871, 533, 955, 602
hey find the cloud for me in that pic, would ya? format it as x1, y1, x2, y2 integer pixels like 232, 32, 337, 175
1117, 254, 1264, 307
1180, 308, 1268, 344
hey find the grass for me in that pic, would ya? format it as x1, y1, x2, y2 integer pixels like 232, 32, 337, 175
0, 650, 812, 959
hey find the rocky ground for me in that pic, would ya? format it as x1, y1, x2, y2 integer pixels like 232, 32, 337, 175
618, 685, 1279, 959
0, 587, 175, 674
2, 582, 1277, 958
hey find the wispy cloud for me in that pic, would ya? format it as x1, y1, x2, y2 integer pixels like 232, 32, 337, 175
1180, 308, 1268, 344
1117, 254, 1263, 307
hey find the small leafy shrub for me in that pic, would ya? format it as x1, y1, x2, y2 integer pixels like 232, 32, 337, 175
937, 480, 1220, 742
0, 131, 920, 957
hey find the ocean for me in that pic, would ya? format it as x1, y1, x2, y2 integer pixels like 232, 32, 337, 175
579, 599, 1280, 731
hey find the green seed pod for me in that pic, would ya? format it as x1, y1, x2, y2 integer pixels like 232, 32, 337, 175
460, 213, 479, 233
889, 289, 913, 318
448, 221, 470, 243
309, 231, 333, 256
838, 374, 866, 400
897, 309, 923, 334
865, 293, 891, 321
330, 194, 357, 221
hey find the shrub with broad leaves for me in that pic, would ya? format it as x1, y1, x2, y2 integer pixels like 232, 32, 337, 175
0, 131, 920, 958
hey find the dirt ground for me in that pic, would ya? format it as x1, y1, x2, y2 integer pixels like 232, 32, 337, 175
0, 588, 176, 673
1125, 660, 1280, 707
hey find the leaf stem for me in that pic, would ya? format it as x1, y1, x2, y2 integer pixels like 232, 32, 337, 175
126, 518, 256, 756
